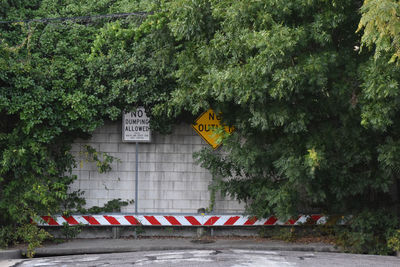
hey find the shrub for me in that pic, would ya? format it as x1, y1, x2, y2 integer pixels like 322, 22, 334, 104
335, 210, 399, 255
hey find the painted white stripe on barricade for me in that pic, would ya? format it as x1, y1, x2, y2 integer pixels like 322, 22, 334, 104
55, 216, 67, 226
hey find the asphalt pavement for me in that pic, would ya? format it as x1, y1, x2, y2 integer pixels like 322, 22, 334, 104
0, 237, 337, 259
3, 249, 400, 267
1, 238, 400, 267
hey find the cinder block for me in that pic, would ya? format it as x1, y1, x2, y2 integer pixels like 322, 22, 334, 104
155, 163, 174, 172
182, 190, 201, 200
170, 135, 185, 144
77, 160, 97, 171
145, 190, 163, 200
228, 200, 246, 210
117, 171, 133, 181
109, 133, 122, 143
161, 153, 183, 163
156, 180, 175, 190
117, 162, 136, 172
190, 200, 209, 209
142, 208, 161, 213
79, 180, 92, 190
138, 144, 156, 152
121, 205, 135, 213
138, 153, 158, 163
118, 181, 135, 190
127, 152, 136, 162
138, 190, 146, 199
102, 122, 121, 134
97, 199, 109, 207
174, 144, 192, 154
90, 133, 109, 143
163, 209, 183, 213
173, 124, 193, 136
108, 152, 127, 162
97, 180, 115, 191
184, 154, 195, 163
214, 200, 229, 209
118, 143, 135, 153
84, 199, 99, 208
138, 180, 152, 190
99, 143, 119, 152
139, 172, 151, 180
71, 170, 90, 178
154, 200, 172, 209
173, 181, 190, 191
192, 135, 203, 145
108, 190, 134, 200
89, 171, 119, 180
70, 143, 82, 152
183, 136, 194, 145
174, 163, 191, 172
200, 191, 210, 200
156, 134, 169, 144
165, 191, 184, 200
190, 182, 210, 191
90, 189, 108, 199
139, 162, 156, 172
172, 200, 191, 209
155, 144, 174, 153
163, 172, 180, 181
79, 180, 99, 191
139, 199, 154, 209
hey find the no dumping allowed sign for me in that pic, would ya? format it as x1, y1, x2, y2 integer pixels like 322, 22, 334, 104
192, 109, 234, 149
123, 107, 151, 142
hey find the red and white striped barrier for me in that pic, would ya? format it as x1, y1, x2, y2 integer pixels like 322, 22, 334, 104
38, 214, 329, 226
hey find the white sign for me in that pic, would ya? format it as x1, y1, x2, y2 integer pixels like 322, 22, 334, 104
122, 107, 151, 142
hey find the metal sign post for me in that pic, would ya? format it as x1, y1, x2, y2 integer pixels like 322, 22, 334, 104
135, 142, 138, 214
122, 107, 151, 214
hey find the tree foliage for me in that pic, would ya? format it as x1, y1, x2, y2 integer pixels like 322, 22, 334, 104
358, 0, 400, 63
0, 0, 173, 232
145, 0, 398, 219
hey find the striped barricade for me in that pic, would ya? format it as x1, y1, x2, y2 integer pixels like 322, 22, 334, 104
37, 214, 330, 226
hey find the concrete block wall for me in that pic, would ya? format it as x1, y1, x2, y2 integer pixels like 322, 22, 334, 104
69, 121, 245, 214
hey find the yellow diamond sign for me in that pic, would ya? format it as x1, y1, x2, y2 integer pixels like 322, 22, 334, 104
192, 109, 234, 149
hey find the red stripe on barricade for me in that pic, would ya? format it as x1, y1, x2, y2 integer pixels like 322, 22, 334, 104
125, 216, 140, 225
104, 216, 120, 225
224, 216, 240, 225
286, 216, 300, 225
83, 216, 100, 225
264, 216, 278, 225
185, 216, 201, 226
144, 216, 161, 225
165, 216, 181, 226
42, 216, 59, 226
62, 216, 79, 225
311, 215, 322, 222
204, 216, 220, 226
244, 217, 258, 225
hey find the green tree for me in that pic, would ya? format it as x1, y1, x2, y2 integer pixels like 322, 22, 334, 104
358, 0, 400, 63
0, 0, 174, 248
130, 0, 398, 219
